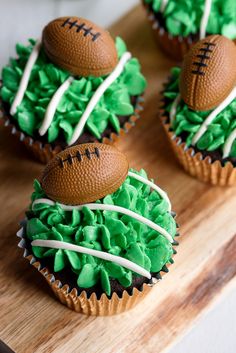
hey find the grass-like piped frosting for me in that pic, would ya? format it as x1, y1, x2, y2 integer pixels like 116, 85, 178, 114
1, 37, 146, 144
145, 0, 236, 38
164, 67, 236, 158
25, 169, 176, 296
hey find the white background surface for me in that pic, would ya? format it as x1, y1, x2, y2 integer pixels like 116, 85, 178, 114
0, 0, 138, 67
0, 1, 235, 352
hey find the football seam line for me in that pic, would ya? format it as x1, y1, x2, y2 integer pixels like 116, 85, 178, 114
58, 147, 100, 167
191, 41, 216, 76
61, 18, 101, 42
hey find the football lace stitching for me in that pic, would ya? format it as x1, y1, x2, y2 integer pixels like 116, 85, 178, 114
58, 147, 100, 167
191, 42, 216, 76
61, 18, 101, 42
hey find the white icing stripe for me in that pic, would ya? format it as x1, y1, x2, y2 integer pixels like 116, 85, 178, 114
223, 128, 236, 158
32, 199, 174, 243
10, 40, 41, 115
128, 171, 171, 212
200, 0, 212, 40
39, 76, 74, 136
68, 52, 132, 146
31, 239, 151, 279
192, 86, 236, 146
160, 0, 211, 36
160, 0, 169, 12
170, 94, 181, 124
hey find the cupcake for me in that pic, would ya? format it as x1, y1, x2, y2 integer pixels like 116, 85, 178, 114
160, 35, 236, 185
143, 0, 236, 60
0, 17, 146, 163
17, 143, 178, 315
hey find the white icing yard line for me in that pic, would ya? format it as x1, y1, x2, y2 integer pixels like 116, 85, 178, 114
31, 239, 151, 279
160, 0, 169, 12
170, 94, 181, 124
128, 171, 171, 212
10, 39, 41, 115
39, 76, 74, 136
200, 0, 212, 39
32, 198, 174, 243
68, 51, 132, 146
223, 128, 236, 158
192, 86, 236, 146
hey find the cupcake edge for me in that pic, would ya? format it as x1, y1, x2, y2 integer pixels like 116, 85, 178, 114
17, 215, 178, 316
143, 1, 236, 61
159, 95, 236, 186
0, 95, 144, 164
142, 1, 195, 61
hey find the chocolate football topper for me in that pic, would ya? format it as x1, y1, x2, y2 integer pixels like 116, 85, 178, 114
179, 35, 236, 111
41, 143, 129, 205
42, 16, 118, 77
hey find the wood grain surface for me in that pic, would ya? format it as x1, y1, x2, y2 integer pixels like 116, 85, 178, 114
0, 5, 236, 353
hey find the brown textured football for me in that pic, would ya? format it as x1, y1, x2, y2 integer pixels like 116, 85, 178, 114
42, 16, 118, 77
179, 35, 236, 111
40, 143, 129, 205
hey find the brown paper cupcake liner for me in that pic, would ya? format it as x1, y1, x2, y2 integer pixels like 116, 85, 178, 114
143, 3, 236, 61
0, 96, 144, 164
143, 2, 198, 61
17, 220, 179, 316
160, 112, 236, 186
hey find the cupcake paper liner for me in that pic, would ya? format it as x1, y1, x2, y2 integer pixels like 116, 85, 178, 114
17, 220, 179, 316
143, 3, 236, 61
143, 2, 196, 61
0, 95, 144, 164
160, 111, 236, 186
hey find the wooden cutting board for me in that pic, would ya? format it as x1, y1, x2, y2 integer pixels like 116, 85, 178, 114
0, 5, 236, 353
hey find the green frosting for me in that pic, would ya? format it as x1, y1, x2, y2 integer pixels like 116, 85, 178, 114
164, 67, 236, 158
1, 37, 146, 143
25, 169, 176, 296
145, 0, 236, 38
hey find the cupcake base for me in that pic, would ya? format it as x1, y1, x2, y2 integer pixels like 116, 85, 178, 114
143, 3, 236, 61
160, 114, 236, 186
0, 95, 144, 164
17, 221, 178, 316
43, 271, 152, 316
143, 2, 199, 61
